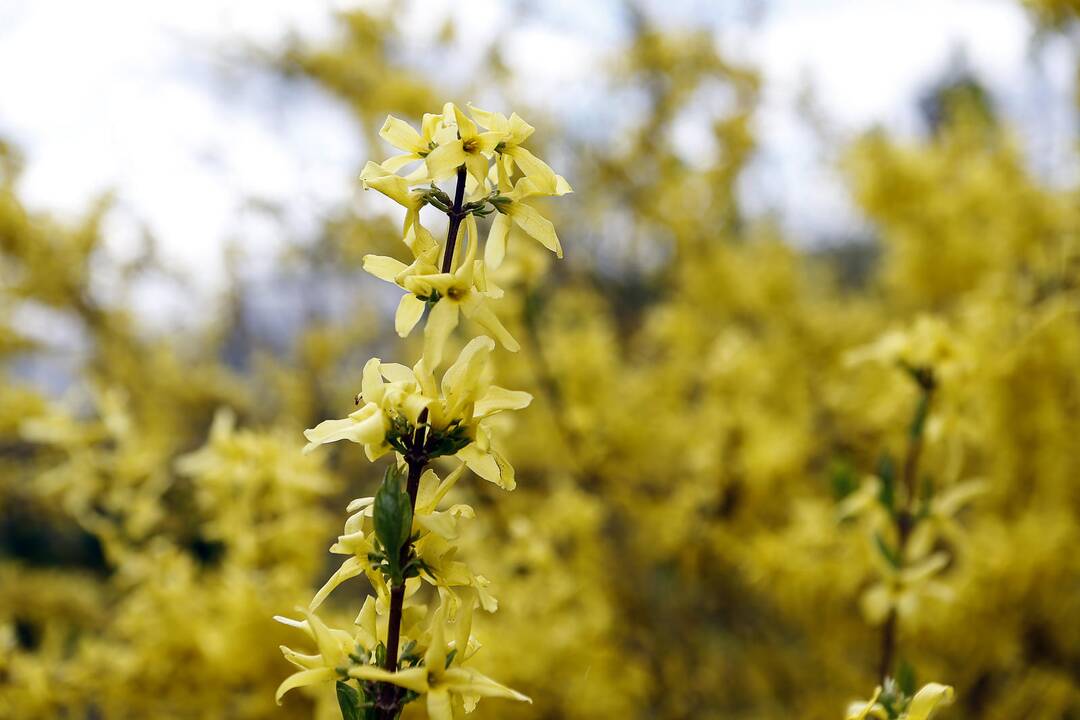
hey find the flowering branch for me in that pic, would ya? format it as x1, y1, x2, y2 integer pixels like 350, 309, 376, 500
274, 102, 570, 720
878, 366, 935, 682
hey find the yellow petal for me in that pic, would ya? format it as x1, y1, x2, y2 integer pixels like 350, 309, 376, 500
485, 213, 510, 269
426, 687, 454, 720
474, 386, 532, 418
395, 294, 427, 337
906, 683, 954, 720
457, 445, 514, 490
381, 153, 420, 172
309, 556, 366, 611
302, 408, 387, 454
465, 151, 490, 188
347, 665, 429, 694
380, 115, 426, 153
505, 146, 558, 191
506, 112, 535, 144
363, 254, 409, 283
425, 141, 466, 181
462, 298, 519, 353
442, 667, 531, 703
424, 299, 461, 370
509, 202, 562, 257
275, 667, 338, 704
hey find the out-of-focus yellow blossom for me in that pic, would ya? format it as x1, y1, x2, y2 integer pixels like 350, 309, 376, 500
846, 682, 954, 720
861, 552, 952, 625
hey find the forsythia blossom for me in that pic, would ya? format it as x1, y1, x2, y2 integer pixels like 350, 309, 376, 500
280, 101, 569, 719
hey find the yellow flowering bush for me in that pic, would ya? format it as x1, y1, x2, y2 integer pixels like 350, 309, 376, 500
1, 3, 1079, 719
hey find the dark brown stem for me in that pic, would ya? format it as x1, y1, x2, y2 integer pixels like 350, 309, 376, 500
440, 165, 468, 274
878, 378, 935, 683
376, 452, 425, 718
373, 171, 464, 719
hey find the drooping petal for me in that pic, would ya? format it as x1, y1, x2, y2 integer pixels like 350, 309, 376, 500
462, 298, 519, 353
426, 687, 454, 720
504, 146, 558, 191
485, 213, 511, 269
394, 295, 427, 337
354, 596, 379, 650
424, 299, 461, 370
465, 151, 490, 188
275, 667, 338, 704
309, 556, 367, 611
457, 444, 514, 490
508, 202, 562, 257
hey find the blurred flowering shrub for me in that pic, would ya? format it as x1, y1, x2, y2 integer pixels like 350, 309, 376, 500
2, 4, 1080, 719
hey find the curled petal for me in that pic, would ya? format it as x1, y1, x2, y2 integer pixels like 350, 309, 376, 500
275, 667, 338, 705
906, 683, 955, 720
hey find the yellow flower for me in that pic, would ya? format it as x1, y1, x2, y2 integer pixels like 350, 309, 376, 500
302, 355, 428, 460
416, 335, 532, 489
378, 112, 448, 177
359, 160, 429, 238
425, 102, 502, 186
845, 683, 954, 720
861, 552, 951, 625
486, 176, 564, 268
467, 103, 573, 196
907, 478, 986, 558
348, 599, 530, 720
302, 337, 529, 490
364, 214, 518, 368
273, 609, 355, 704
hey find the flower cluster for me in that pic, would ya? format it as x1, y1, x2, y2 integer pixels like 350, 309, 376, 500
276, 102, 570, 719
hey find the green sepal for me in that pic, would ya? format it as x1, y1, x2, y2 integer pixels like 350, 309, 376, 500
874, 532, 902, 570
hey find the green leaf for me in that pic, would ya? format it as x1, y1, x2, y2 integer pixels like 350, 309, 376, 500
373, 465, 413, 586
896, 658, 917, 697
829, 457, 858, 500
876, 453, 896, 513
336, 681, 363, 720
909, 391, 931, 441
874, 532, 901, 570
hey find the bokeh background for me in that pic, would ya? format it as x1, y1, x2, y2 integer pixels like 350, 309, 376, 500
2, 0, 1079, 718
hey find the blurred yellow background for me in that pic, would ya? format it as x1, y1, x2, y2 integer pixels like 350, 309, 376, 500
2, 1, 1079, 718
